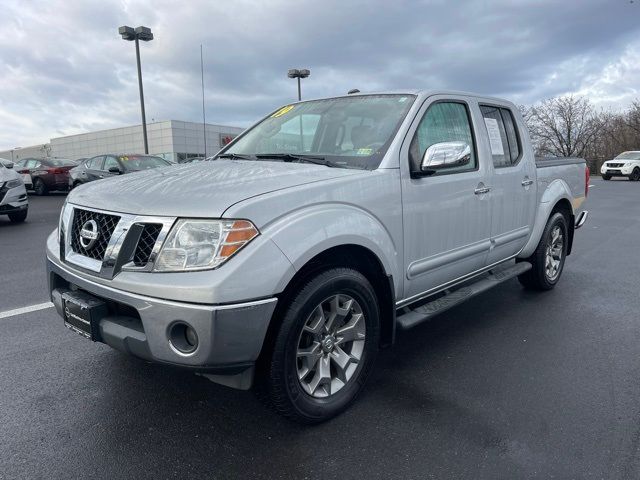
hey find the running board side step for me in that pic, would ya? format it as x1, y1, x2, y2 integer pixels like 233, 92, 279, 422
396, 261, 532, 330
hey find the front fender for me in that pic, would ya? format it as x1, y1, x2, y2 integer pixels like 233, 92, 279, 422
264, 203, 401, 298
519, 179, 574, 258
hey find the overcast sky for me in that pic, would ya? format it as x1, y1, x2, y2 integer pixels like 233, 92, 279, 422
1, 0, 639, 150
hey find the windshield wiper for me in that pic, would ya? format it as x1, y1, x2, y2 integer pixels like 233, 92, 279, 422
217, 153, 256, 160
255, 153, 348, 168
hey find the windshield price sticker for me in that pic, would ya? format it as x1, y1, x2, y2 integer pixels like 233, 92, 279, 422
271, 105, 295, 118
484, 117, 504, 156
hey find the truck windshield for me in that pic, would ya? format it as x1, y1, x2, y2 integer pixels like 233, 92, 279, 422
222, 94, 416, 170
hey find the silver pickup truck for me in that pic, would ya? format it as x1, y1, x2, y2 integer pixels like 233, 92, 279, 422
46, 91, 589, 423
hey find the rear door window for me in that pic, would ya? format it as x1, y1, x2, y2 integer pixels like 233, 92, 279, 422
87, 156, 104, 170
480, 105, 521, 167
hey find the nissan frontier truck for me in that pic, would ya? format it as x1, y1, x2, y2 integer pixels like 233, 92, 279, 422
46, 91, 589, 423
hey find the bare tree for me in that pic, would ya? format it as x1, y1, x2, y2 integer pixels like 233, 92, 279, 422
523, 95, 599, 158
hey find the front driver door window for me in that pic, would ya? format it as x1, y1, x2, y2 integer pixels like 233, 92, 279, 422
103, 156, 120, 176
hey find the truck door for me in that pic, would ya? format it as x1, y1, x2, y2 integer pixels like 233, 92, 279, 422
478, 105, 536, 265
400, 96, 493, 302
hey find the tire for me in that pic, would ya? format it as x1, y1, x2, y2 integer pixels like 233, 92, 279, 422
33, 178, 48, 196
8, 209, 27, 223
518, 212, 568, 291
629, 168, 640, 181
602, 174, 611, 180
261, 267, 380, 424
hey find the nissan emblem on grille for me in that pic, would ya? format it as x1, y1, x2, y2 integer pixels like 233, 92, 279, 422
79, 219, 99, 249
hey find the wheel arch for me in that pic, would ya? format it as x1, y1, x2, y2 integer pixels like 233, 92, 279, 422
519, 179, 575, 258
258, 244, 397, 369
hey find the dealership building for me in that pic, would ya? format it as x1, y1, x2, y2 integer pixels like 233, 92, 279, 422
0, 120, 244, 163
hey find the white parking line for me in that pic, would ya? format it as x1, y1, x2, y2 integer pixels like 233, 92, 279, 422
0, 302, 54, 319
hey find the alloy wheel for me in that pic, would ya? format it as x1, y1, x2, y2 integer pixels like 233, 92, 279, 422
296, 294, 366, 398
545, 225, 564, 281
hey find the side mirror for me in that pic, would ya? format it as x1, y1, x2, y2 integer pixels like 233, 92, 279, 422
5, 162, 14, 169
108, 166, 123, 174
421, 141, 471, 172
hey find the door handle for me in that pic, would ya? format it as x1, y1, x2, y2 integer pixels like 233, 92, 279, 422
521, 179, 534, 187
474, 186, 491, 195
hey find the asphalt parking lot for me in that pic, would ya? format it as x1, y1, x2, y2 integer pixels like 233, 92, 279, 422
1, 178, 639, 479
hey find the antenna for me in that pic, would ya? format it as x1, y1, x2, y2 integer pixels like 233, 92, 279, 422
200, 44, 207, 158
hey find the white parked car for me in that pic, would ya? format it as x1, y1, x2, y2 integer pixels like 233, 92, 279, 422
0, 160, 28, 223
601, 151, 640, 181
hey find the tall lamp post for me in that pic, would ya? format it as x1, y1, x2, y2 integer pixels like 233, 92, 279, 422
119, 25, 154, 154
287, 68, 310, 101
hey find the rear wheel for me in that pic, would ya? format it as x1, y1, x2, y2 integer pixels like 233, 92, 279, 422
8, 209, 27, 223
629, 168, 640, 181
518, 212, 568, 291
33, 178, 48, 196
261, 268, 380, 424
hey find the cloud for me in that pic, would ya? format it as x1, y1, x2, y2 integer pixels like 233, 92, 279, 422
1, 0, 639, 149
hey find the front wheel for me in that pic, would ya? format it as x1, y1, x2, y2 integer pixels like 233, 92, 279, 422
629, 168, 640, 181
518, 212, 568, 290
262, 268, 380, 424
602, 174, 611, 180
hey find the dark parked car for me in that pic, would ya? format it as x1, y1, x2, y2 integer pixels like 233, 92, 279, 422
17, 158, 76, 195
69, 154, 172, 188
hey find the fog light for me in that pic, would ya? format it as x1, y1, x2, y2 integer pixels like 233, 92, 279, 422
168, 322, 199, 355
185, 325, 198, 347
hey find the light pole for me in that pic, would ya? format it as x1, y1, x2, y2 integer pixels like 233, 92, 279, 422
287, 68, 310, 101
119, 25, 154, 154
287, 69, 310, 151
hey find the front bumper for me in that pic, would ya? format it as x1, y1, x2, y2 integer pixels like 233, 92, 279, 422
601, 166, 633, 176
47, 256, 277, 383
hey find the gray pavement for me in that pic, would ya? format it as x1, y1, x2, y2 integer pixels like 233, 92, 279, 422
1, 178, 639, 479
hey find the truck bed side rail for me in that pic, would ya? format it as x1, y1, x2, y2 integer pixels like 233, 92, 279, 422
535, 157, 586, 168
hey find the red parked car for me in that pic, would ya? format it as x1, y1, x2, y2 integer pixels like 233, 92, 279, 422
16, 158, 77, 195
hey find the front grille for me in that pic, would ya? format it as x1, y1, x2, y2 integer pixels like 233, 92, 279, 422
133, 223, 162, 266
608, 163, 623, 168
70, 209, 120, 260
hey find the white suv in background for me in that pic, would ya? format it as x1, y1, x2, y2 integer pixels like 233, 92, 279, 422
0, 159, 29, 223
601, 151, 640, 181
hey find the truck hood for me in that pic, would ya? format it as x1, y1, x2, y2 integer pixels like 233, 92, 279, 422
605, 160, 639, 165
68, 160, 365, 217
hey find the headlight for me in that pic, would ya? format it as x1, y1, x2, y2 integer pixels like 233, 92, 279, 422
154, 219, 259, 272
5, 179, 21, 188
58, 201, 72, 244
